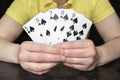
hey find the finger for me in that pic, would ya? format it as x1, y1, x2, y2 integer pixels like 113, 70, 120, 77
64, 49, 95, 58
21, 41, 63, 54
55, 40, 93, 49
64, 63, 90, 71
29, 70, 50, 75
20, 62, 57, 73
65, 57, 94, 65
19, 52, 65, 62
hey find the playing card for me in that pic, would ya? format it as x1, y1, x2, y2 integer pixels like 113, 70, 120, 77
49, 9, 92, 44
57, 9, 83, 42
79, 16, 92, 39
23, 13, 47, 44
69, 11, 92, 40
37, 9, 61, 45
23, 8, 92, 45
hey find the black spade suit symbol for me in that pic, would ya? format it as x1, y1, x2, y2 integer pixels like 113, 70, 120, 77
73, 18, 78, 24
82, 23, 87, 29
41, 19, 46, 25
28, 26, 35, 33
46, 30, 50, 36
79, 30, 84, 36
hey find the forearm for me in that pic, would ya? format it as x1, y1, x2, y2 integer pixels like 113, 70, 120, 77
96, 37, 120, 66
0, 39, 20, 64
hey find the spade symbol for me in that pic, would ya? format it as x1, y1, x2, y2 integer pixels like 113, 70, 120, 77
63, 38, 68, 42
60, 26, 65, 31
38, 23, 41, 26
82, 23, 87, 29
73, 30, 78, 36
63, 15, 69, 21
46, 30, 50, 36
73, 18, 78, 24
28, 26, 35, 33
76, 37, 81, 40
40, 34, 43, 37
69, 25, 74, 30
54, 26, 57, 32
41, 19, 46, 25
67, 32, 72, 37
53, 14, 59, 21
79, 30, 84, 36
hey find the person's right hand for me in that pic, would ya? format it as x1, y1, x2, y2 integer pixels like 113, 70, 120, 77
19, 41, 65, 75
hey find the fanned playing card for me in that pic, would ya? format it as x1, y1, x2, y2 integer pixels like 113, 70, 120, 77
23, 8, 92, 45
23, 13, 48, 44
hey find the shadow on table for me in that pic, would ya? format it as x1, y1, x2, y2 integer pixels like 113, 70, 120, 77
0, 59, 120, 80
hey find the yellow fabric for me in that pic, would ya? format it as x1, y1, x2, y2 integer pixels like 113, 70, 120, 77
6, 0, 114, 25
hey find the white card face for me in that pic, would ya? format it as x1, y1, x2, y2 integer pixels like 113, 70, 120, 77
58, 9, 82, 42
23, 8, 92, 45
37, 9, 60, 45
23, 13, 47, 44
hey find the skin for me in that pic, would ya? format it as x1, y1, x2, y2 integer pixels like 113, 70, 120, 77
0, 0, 120, 75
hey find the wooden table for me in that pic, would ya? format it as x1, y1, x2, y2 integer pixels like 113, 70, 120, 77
0, 59, 120, 80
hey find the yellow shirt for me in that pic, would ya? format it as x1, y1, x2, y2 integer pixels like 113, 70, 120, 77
6, 0, 114, 25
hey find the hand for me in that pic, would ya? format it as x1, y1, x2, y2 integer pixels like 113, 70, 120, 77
55, 39, 98, 71
19, 41, 65, 75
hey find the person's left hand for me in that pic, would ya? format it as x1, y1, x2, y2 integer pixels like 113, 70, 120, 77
54, 39, 98, 71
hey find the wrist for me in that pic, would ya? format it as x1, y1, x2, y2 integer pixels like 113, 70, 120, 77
11, 43, 20, 64
2, 43, 20, 64
96, 46, 108, 66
